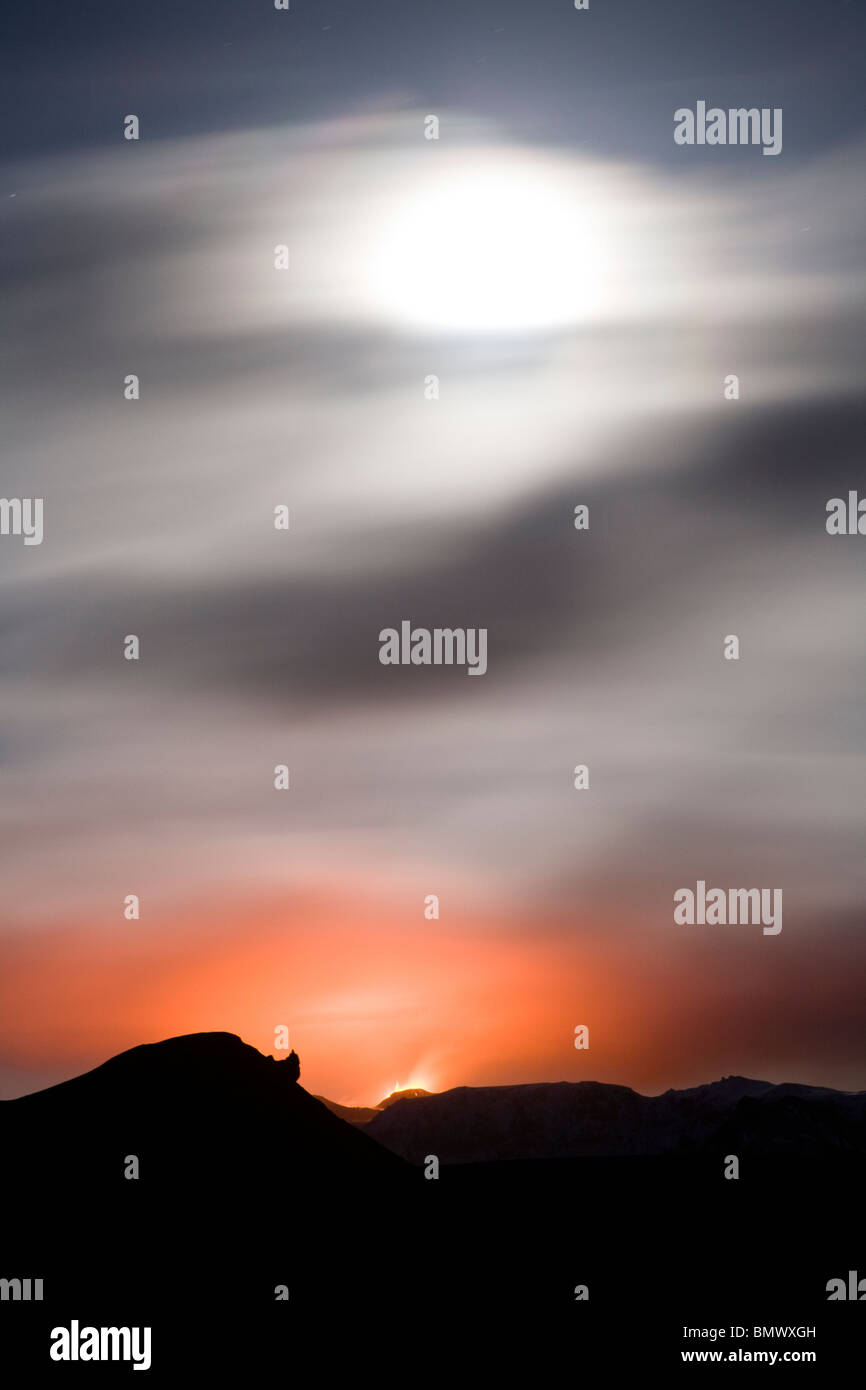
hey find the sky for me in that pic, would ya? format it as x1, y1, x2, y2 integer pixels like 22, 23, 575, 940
1, 0, 865, 1104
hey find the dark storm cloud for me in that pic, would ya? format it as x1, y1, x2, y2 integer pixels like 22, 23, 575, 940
2, 392, 865, 705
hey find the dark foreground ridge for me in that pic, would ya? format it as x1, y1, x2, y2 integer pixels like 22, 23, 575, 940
1, 1034, 863, 1373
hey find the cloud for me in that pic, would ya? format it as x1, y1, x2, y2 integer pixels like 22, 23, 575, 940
1, 114, 864, 1093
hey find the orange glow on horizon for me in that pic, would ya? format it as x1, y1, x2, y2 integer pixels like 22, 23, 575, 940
2, 887, 859, 1102
0, 889, 641, 1103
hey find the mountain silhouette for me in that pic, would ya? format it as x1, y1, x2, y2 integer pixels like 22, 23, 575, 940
2, 1031, 408, 1192
361, 1074, 866, 1163
2, 1035, 863, 1373
378, 1086, 431, 1108
315, 1084, 431, 1125
6, 1038, 862, 1179
0, 1033, 421, 1372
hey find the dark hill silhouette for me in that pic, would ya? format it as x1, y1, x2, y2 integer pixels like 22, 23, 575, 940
378, 1086, 431, 1108
2, 1031, 408, 1193
1, 1036, 863, 1373
363, 1074, 866, 1163
0, 1031, 418, 1369
315, 1084, 431, 1125
313, 1096, 380, 1124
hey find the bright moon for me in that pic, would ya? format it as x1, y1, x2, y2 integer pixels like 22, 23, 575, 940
368, 152, 609, 333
